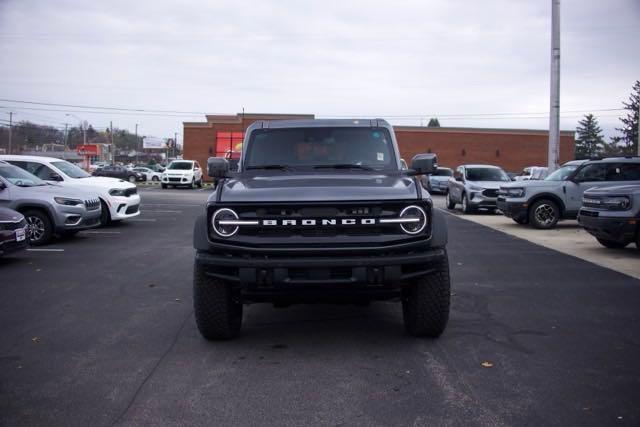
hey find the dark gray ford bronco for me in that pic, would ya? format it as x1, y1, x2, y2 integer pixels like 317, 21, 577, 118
192, 119, 451, 339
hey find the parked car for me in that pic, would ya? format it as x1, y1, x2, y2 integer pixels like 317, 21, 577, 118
0, 161, 101, 245
94, 165, 146, 183
136, 163, 165, 173
498, 157, 640, 229
0, 155, 142, 225
422, 167, 453, 194
514, 166, 548, 181
132, 167, 162, 182
446, 164, 511, 213
0, 207, 29, 256
578, 184, 640, 250
88, 161, 109, 173
160, 160, 203, 189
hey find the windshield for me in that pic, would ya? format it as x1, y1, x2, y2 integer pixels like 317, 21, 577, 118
545, 165, 579, 181
168, 161, 193, 170
0, 164, 47, 187
434, 168, 453, 177
466, 167, 510, 182
52, 161, 91, 178
244, 127, 397, 170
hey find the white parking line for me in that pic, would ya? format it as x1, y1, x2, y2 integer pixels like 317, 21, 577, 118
128, 218, 157, 222
81, 231, 122, 234
143, 203, 202, 207
27, 248, 65, 252
143, 210, 183, 213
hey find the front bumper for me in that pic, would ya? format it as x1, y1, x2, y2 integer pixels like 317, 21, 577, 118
195, 247, 446, 297
0, 226, 29, 255
468, 192, 498, 208
578, 210, 638, 244
162, 174, 194, 185
497, 198, 529, 221
108, 194, 141, 220
53, 205, 102, 232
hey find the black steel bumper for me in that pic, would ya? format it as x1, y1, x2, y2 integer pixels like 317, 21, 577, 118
195, 248, 446, 296
578, 212, 638, 244
497, 198, 528, 221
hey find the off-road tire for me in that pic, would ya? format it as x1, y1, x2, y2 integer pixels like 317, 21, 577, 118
193, 261, 243, 340
99, 200, 111, 226
402, 253, 451, 337
446, 192, 456, 210
529, 199, 559, 229
596, 238, 628, 249
23, 209, 53, 246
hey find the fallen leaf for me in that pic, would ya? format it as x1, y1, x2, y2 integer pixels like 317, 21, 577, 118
175, 298, 181, 302
148, 284, 156, 288
31, 337, 40, 343
481, 361, 493, 368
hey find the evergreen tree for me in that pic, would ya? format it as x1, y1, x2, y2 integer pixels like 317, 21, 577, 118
615, 80, 639, 155
575, 114, 605, 159
427, 118, 440, 127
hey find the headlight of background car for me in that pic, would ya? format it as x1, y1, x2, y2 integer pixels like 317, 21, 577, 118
505, 188, 525, 198
53, 197, 83, 206
602, 196, 631, 210
109, 189, 126, 196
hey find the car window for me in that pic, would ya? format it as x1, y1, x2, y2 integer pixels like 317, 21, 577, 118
52, 161, 90, 178
195, 162, 201, 169
31, 163, 58, 180
619, 163, 640, 181
573, 163, 606, 182
465, 167, 510, 182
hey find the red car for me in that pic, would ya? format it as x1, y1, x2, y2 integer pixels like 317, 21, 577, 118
0, 207, 29, 256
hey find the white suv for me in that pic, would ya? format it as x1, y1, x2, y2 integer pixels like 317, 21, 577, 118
0, 155, 141, 225
161, 160, 203, 189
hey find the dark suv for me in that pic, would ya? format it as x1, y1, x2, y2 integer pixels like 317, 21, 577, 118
192, 119, 451, 340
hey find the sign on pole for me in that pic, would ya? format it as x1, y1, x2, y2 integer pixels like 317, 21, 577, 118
142, 136, 167, 149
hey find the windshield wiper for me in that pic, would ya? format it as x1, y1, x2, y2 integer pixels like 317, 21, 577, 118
313, 164, 373, 171
246, 164, 291, 171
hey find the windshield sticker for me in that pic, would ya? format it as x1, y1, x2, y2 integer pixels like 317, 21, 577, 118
377, 152, 384, 161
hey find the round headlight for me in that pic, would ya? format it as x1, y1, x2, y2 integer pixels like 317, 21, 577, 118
399, 205, 427, 235
211, 208, 239, 237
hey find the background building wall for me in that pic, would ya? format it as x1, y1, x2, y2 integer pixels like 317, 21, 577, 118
184, 114, 576, 179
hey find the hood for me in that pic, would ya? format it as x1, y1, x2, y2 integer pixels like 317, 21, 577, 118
584, 184, 640, 195
16, 183, 99, 200
467, 180, 507, 190
501, 179, 561, 190
0, 207, 24, 221
64, 176, 136, 190
219, 172, 419, 203
164, 170, 193, 175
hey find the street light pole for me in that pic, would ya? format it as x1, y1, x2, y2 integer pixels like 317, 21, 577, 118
547, 0, 561, 172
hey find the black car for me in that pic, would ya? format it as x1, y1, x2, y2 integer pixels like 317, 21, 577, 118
192, 119, 451, 340
93, 166, 146, 183
0, 207, 29, 256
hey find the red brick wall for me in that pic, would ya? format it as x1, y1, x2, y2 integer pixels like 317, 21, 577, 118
395, 129, 574, 172
184, 118, 576, 180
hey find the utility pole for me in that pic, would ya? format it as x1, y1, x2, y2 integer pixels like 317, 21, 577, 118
135, 123, 139, 163
547, 0, 561, 172
7, 112, 12, 154
64, 123, 68, 150
637, 103, 639, 156
110, 121, 114, 163
174, 132, 178, 158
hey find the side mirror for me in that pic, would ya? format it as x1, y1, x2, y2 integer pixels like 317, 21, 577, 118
0, 181, 6, 190
454, 172, 463, 182
410, 153, 438, 175
50, 173, 63, 182
208, 157, 230, 178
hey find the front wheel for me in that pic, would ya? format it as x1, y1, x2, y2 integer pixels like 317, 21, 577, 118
99, 200, 111, 226
152, 176, 160, 182
596, 238, 628, 249
402, 253, 451, 337
461, 193, 473, 214
24, 210, 53, 246
446, 192, 456, 210
128, 175, 136, 183
197, 178, 203, 188
193, 261, 243, 340
529, 199, 559, 229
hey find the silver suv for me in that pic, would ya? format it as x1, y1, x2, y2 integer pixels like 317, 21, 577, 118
446, 164, 511, 213
578, 184, 640, 250
498, 157, 640, 229
0, 161, 101, 245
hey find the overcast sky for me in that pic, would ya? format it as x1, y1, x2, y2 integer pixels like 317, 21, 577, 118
0, 0, 638, 144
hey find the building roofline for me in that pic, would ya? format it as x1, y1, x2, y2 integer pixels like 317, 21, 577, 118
394, 125, 575, 136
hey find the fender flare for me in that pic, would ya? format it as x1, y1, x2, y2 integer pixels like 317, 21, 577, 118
430, 208, 448, 248
193, 213, 210, 251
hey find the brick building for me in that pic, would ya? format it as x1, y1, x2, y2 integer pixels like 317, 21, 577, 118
183, 113, 575, 178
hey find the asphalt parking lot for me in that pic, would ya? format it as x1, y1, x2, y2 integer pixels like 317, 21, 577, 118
2, 187, 640, 426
